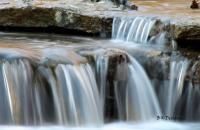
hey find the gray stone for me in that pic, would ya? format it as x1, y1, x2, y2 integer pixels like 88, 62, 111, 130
0, 0, 199, 41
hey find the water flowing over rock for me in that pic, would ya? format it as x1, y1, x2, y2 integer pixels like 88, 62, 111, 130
112, 17, 156, 43
0, 58, 103, 125
160, 59, 190, 117
112, 16, 173, 47
0, 0, 200, 127
0, 25, 199, 127
125, 55, 161, 121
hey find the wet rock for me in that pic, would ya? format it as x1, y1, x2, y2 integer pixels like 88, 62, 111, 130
99, 49, 128, 120
173, 23, 200, 41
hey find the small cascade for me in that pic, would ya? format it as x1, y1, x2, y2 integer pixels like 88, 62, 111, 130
164, 59, 190, 117
126, 56, 161, 121
80, 49, 161, 122
185, 83, 200, 121
0, 58, 103, 126
113, 54, 161, 121
112, 16, 172, 46
54, 64, 103, 126
0, 31, 199, 129
158, 59, 200, 121
112, 17, 157, 43
0, 59, 34, 125
95, 55, 109, 112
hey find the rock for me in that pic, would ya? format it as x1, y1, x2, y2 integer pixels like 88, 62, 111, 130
191, 61, 200, 83
126, 2, 138, 10
173, 23, 200, 41
190, 0, 199, 9
0, 1, 113, 35
0, 7, 56, 27
0, 0, 199, 41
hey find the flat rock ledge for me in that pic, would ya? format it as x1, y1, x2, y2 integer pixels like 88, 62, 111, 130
0, 1, 199, 40
0, 7, 112, 35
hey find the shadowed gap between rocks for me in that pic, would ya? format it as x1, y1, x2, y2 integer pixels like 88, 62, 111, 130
0, 26, 103, 37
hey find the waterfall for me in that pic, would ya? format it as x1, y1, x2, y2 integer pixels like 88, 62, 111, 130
54, 64, 103, 126
112, 16, 172, 46
157, 59, 190, 119
112, 17, 157, 43
185, 83, 200, 121
111, 16, 200, 122
164, 59, 190, 117
126, 56, 161, 121
0, 31, 199, 129
0, 59, 103, 126
113, 54, 161, 121
0, 59, 34, 125
95, 55, 109, 112
157, 59, 200, 121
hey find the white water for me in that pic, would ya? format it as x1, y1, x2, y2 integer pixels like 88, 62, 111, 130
95, 55, 109, 110
0, 59, 103, 126
125, 56, 161, 121
185, 83, 200, 120
0, 121, 200, 130
0, 59, 34, 125
164, 59, 190, 117
112, 17, 157, 43
112, 16, 173, 47
0, 31, 199, 130
55, 64, 103, 126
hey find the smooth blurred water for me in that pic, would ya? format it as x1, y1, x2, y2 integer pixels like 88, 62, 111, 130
112, 17, 157, 43
0, 121, 200, 130
0, 32, 199, 129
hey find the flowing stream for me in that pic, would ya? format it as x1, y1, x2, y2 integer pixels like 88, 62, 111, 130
0, 16, 199, 129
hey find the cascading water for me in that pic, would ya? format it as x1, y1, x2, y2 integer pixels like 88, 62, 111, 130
83, 49, 161, 122
0, 16, 199, 130
54, 63, 103, 125
155, 57, 200, 121
0, 58, 102, 126
112, 16, 172, 46
164, 59, 190, 117
95, 55, 109, 111
112, 17, 157, 43
185, 82, 200, 121
111, 53, 161, 121
111, 16, 200, 123
0, 59, 34, 125
125, 56, 161, 121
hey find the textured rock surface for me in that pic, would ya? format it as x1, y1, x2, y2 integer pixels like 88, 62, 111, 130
0, 0, 114, 35
132, 0, 200, 41
0, 7, 56, 27
173, 23, 200, 40
0, 0, 199, 40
